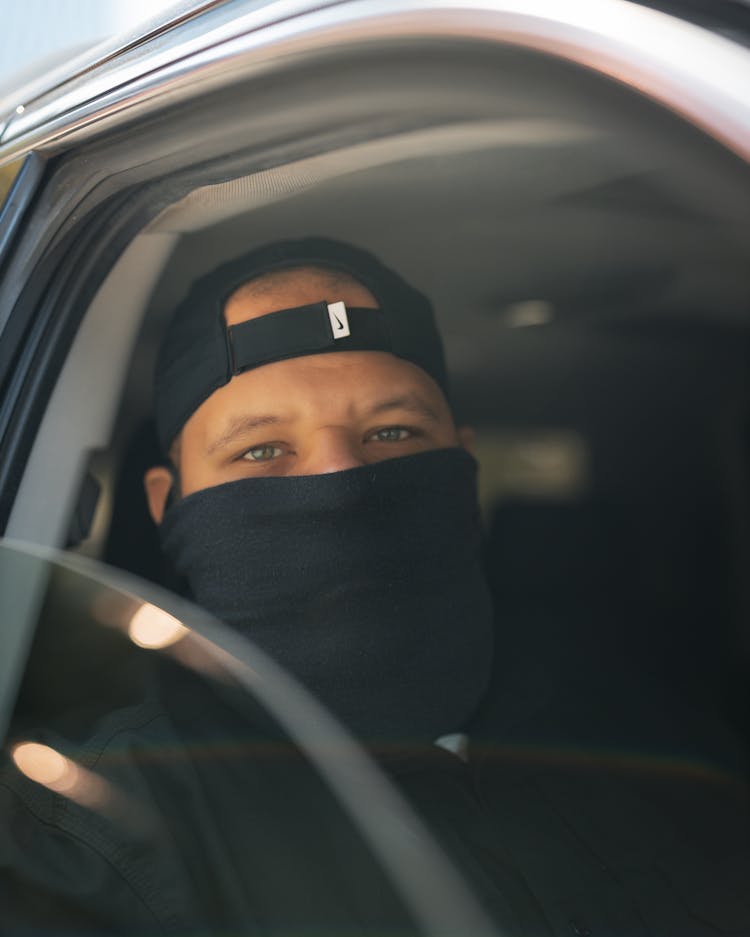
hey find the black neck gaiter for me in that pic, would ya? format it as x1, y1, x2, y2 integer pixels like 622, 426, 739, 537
159, 448, 494, 743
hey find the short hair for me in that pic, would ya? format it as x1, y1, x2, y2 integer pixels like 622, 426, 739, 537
227, 264, 372, 307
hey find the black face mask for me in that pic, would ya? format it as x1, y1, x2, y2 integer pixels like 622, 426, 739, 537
159, 448, 494, 743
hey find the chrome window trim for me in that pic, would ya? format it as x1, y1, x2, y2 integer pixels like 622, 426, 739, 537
0, 0, 342, 142
1, 0, 749, 166
0, 1, 240, 117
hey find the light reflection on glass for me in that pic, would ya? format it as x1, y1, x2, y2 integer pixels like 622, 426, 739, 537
128, 603, 188, 649
11, 742, 108, 809
11, 741, 150, 830
94, 591, 229, 680
169, 631, 237, 682
12, 742, 74, 789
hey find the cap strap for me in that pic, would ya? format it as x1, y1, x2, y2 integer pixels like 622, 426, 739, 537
227, 302, 392, 376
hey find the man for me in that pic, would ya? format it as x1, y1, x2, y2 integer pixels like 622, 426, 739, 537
140, 236, 750, 934
142, 236, 495, 745
2, 237, 748, 935
0, 236, 505, 934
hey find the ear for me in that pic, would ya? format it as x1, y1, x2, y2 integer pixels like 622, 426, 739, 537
144, 466, 174, 525
457, 424, 475, 455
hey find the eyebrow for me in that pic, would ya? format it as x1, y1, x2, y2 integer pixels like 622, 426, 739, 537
365, 393, 441, 423
206, 391, 441, 456
206, 414, 285, 455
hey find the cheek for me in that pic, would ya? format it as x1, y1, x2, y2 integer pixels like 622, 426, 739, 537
177, 435, 219, 495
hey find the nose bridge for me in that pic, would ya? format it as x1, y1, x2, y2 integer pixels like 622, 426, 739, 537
304, 425, 363, 475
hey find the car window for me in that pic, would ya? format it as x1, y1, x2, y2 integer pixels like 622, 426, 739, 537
0, 539, 499, 937
0, 6, 748, 931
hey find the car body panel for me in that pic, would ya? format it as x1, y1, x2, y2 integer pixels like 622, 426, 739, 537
1, 0, 750, 168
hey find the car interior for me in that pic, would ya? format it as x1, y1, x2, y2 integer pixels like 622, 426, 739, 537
3, 34, 750, 775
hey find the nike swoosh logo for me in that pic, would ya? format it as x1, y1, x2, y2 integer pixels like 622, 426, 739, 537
328, 302, 350, 339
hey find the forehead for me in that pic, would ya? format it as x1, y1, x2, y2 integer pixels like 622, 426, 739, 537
178, 349, 455, 465
223, 265, 378, 326
195, 349, 450, 424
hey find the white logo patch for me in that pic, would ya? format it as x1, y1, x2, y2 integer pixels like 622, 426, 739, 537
327, 301, 350, 339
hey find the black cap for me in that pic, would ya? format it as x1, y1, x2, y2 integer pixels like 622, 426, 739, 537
154, 237, 449, 452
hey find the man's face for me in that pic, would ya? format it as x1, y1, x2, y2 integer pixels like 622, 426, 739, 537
145, 267, 468, 521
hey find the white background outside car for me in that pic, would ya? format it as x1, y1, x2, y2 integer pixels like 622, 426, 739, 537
0, 0, 177, 96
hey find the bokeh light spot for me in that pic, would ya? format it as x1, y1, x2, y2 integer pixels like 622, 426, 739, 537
128, 603, 188, 649
12, 742, 75, 789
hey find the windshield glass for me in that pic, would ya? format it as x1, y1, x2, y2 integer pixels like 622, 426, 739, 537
0, 540, 499, 937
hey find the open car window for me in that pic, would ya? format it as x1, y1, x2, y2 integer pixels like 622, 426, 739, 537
0, 539, 499, 937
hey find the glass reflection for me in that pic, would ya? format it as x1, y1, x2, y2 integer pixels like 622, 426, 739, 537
12, 742, 72, 788
127, 602, 188, 649
10, 739, 137, 824
0, 540, 499, 937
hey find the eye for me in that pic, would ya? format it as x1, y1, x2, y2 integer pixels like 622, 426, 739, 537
242, 444, 284, 462
369, 426, 413, 443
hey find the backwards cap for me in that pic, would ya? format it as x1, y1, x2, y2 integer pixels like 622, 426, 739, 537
154, 236, 449, 453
